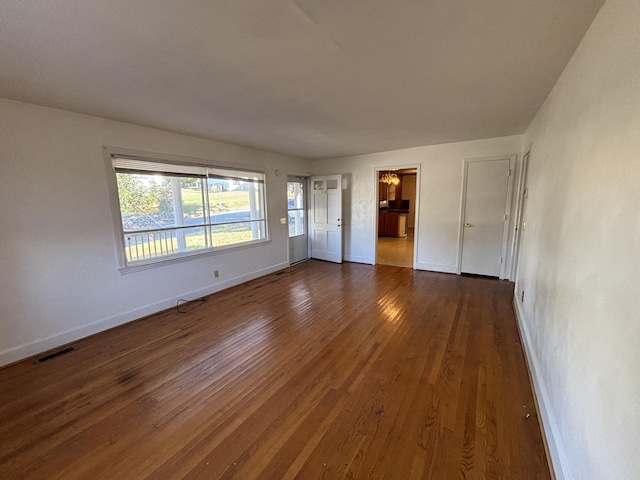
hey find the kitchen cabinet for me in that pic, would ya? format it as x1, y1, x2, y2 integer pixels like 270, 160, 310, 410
378, 211, 407, 237
378, 182, 402, 202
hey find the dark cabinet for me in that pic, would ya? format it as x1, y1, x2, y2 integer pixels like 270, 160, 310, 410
378, 211, 406, 237
379, 183, 402, 202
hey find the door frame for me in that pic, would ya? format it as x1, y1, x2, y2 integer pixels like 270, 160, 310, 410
456, 154, 516, 279
373, 164, 421, 268
286, 174, 310, 265
510, 146, 531, 281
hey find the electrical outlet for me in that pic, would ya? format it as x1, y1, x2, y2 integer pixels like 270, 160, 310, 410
214, 270, 219, 278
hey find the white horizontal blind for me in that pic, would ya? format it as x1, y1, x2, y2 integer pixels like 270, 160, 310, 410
113, 157, 265, 183
113, 157, 206, 177
207, 166, 264, 183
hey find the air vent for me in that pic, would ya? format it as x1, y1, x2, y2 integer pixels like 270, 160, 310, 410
37, 347, 75, 363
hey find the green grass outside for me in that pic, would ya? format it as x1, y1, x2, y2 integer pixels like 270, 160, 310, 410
181, 188, 252, 216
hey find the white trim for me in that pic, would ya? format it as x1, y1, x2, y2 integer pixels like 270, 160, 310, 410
286, 174, 310, 265
117, 238, 271, 274
510, 145, 532, 281
513, 295, 564, 480
457, 154, 517, 279
0, 261, 289, 367
414, 262, 458, 274
344, 254, 374, 265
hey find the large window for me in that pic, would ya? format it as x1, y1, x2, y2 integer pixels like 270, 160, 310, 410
109, 154, 267, 267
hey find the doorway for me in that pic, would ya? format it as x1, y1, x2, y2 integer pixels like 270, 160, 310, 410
376, 168, 417, 268
287, 176, 308, 264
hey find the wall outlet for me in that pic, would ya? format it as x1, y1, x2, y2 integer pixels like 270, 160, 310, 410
214, 270, 219, 278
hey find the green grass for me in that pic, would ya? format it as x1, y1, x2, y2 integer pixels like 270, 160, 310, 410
181, 188, 252, 216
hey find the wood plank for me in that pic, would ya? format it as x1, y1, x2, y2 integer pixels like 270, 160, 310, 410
0, 261, 550, 479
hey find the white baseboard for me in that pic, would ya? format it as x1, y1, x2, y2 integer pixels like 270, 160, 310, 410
413, 261, 458, 274
513, 296, 567, 480
344, 255, 374, 265
0, 262, 289, 367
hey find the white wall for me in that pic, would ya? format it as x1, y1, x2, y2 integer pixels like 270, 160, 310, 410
514, 0, 640, 478
313, 135, 523, 272
0, 99, 310, 366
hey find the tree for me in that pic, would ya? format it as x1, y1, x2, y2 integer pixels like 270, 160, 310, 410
116, 174, 165, 215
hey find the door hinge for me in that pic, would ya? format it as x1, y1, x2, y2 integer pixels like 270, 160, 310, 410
508, 168, 512, 177
500, 257, 504, 264
504, 214, 508, 221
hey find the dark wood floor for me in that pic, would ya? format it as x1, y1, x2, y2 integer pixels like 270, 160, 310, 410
0, 261, 550, 479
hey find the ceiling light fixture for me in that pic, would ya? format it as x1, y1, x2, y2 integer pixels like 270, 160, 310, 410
379, 171, 400, 185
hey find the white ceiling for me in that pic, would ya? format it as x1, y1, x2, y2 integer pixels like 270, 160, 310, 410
0, 0, 604, 159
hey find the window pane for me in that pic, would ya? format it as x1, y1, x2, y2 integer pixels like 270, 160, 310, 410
179, 178, 206, 226
287, 181, 304, 209
288, 210, 305, 237
208, 179, 264, 222
116, 173, 178, 231
211, 221, 265, 247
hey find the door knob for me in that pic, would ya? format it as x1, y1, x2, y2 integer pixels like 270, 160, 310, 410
465, 223, 472, 228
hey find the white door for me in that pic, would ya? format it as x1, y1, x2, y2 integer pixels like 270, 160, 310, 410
310, 175, 343, 263
511, 151, 529, 280
460, 158, 513, 277
287, 176, 308, 264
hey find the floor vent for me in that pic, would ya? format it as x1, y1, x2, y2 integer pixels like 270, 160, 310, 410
37, 347, 75, 363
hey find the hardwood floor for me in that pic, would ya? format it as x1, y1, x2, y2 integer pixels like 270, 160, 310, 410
0, 261, 550, 479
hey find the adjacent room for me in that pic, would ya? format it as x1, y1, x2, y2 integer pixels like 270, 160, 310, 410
1, 1, 638, 479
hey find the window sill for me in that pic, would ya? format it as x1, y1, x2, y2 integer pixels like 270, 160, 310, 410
118, 238, 271, 274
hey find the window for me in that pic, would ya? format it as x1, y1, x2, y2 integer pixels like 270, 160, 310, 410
287, 180, 305, 237
109, 153, 267, 267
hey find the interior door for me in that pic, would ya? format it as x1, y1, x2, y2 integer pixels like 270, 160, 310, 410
461, 158, 512, 277
511, 152, 529, 281
310, 174, 342, 263
287, 176, 308, 264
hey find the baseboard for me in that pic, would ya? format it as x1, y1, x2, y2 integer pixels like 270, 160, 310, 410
344, 255, 374, 265
512, 296, 567, 480
413, 261, 458, 274
0, 261, 289, 368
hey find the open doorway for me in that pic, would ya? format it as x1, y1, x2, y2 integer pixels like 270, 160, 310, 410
376, 168, 417, 268
287, 176, 308, 264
